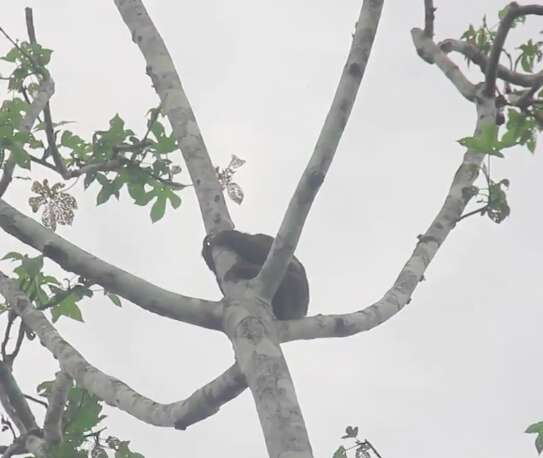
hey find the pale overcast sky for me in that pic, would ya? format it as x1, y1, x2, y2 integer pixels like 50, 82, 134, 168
1, 1, 542, 457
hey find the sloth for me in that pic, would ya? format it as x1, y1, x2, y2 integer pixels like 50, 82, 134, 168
202, 230, 309, 320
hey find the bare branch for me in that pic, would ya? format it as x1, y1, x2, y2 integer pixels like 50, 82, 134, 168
484, 3, 543, 97
0, 199, 224, 331
411, 29, 477, 100
43, 371, 72, 444
424, 0, 436, 38
0, 361, 38, 434
439, 38, 543, 88
24, 435, 48, 458
512, 75, 543, 108
114, 0, 233, 234
24, 7, 70, 182
256, 0, 384, 303
0, 273, 244, 429
280, 90, 497, 342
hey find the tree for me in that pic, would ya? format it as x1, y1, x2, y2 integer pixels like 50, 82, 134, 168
0, 1, 542, 457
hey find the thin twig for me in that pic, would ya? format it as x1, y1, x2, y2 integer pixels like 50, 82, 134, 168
22, 395, 47, 410
0, 314, 16, 363
25, 8, 69, 179
457, 205, 487, 222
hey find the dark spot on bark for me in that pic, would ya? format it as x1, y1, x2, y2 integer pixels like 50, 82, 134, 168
339, 98, 350, 113
334, 317, 349, 337
195, 179, 201, 186
43, 243, 69, 267
214, 194, 220, 202
174, 420, 188, 430
348, 62, 362, 80
308, 172, 324, 189
0, 215, 32, 245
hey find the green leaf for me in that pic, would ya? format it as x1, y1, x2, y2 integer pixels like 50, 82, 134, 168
127, 182, 147, 203
105, 292, 122, 307
333, 446, 347, 458
21, 255, 43, 278
155, 133, 177, 154
96, 186, 112, 205
64, 387, 105, 434
150, 194, 167, 222
458, 123, 502, 156
1, 252, 24, 261
526, 421, 543, 434
83, 172, 96, 190
2, 47, 20, 63
164, 188, 181, 209
10, 144, 31, 169
51, 295, 84, 323
537, 434, 543, 455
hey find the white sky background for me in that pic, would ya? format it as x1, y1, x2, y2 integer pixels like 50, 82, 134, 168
1, 1, 542, 457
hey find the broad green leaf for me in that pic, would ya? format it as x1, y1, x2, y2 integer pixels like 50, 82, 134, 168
21, 255, 43, 278
458, 123, 502, 156
527, 422, 543, 434
51, 295, 84, 323
150, 194, 167, 222
164, 188, 181, 209
10, 144, 31, 169
96, 185, 115, 206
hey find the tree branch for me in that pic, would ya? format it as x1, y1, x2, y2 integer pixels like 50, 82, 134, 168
0, 361, 38, 434
280, 91, 496, 341
25, 7, 71, 181
423, 0, 436, 38
484, 3, 543, 97
0, 78, 55, 198
42, 371, 72, 444
0, 273, 245, 429
439, 38, 543, 88
255, 0, 384, 304
411, 29, 477, 100
0, 199, 224, 331
114, 0, 233, 234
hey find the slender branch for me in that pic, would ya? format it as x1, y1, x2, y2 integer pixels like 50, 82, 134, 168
0, 361, 38, 434
114, 0, 233, 234
423, 0, 435, 38
0, 314, 16, 363
411, 29, 477, 100
4, 323, 25, 366
0, 78, 54, 198
25, 7, 71, 181
0, 199, 224, 330
457, 205, 487, 222
43, 371, 71, 444
255, 0, 384, 303
513, 75, 543, 108
279, 82, 498, 341
0, 159, 16, 200
0, 272, 245, 429
484, 3, 543, 97
22, 395, 47, 409
0, 441, 26, 458
439, 38, 543, 88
